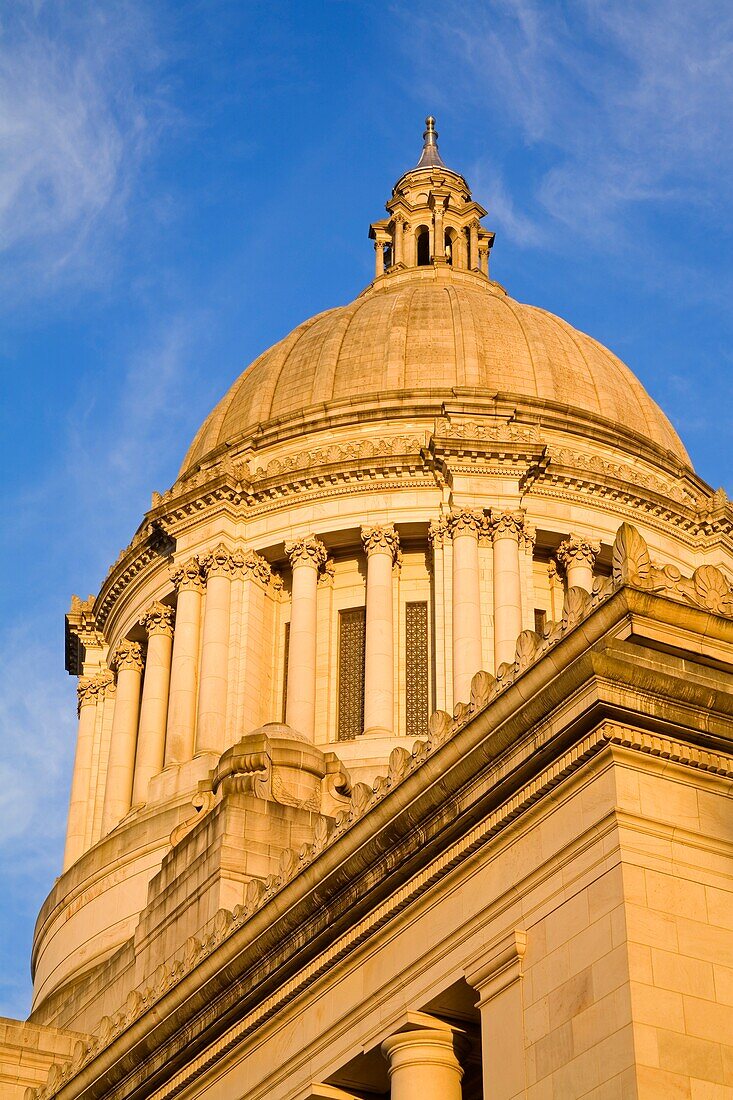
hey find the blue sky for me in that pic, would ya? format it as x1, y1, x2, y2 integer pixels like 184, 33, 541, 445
1, 0, 731, 1018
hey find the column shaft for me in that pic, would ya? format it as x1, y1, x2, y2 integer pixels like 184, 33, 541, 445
492, 513, 524, 668
374, 241, 385, 278
382, 1028, 463, 1100
196, 545, 237, 755
133, 603, 174, 804
393, 219, 404, 265
285, 535, 326, 740
64, 675, 109, 869
165, 559, 204, 765
469, 221, 479, 269
101, 642, 144, 834
451, 511, 484, 704
362, 526, 398, 736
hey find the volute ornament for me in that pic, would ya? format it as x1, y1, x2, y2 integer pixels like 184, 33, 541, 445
489, 509, 525, 540
556, 532, 600, 570
449, 508, 485, 537
111, 640, 144, 675
285, 534, 327, 570
139, 601, 175, 637
201, 543, 240, 580
361, 524, 400, 559
170, 555, 204, 593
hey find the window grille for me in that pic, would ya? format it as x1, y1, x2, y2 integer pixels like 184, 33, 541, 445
405, 601, 429, 738
337, 607, 366, 740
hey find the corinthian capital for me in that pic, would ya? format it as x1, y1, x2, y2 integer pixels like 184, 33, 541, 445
238, 549, 272, 586
556, 533, 601, 570
428, 517, 449, 547
76, 670, 115, 711
490, 510, 525, 541
111, 640, 144, 675
139, 601, 175, 638
361, 524, 400, 559
170, 556, 204, 593
449, 508, 485, 538
76, 676, 97, 709
285, 534, 327, 570
201, 542, 239, 580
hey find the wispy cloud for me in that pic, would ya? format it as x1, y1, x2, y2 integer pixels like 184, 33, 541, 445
0, 0, 169, 293
402, 0, 733, 245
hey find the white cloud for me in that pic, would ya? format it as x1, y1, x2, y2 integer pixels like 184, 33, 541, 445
0, 1, 167, 291
401, 0, 733, 244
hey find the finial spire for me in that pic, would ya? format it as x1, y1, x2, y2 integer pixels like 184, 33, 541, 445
415, 115, 446, 169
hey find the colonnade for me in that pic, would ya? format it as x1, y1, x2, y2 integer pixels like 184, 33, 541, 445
64, 523, 600, 865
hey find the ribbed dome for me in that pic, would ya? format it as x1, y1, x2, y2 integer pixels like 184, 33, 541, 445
181, 267, 688, 474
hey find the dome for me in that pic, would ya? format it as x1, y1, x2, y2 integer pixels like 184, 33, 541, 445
181, 266, 689, 476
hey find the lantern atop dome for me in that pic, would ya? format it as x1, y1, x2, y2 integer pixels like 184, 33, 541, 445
369, 116, 495, 277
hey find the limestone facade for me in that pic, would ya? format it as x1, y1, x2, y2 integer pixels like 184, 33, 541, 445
3, 120, 733, 1100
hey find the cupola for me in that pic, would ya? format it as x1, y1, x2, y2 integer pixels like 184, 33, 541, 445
369, 116, 495, 276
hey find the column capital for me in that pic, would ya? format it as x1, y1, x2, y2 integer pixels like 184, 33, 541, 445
556, 532, 600, 571
111, 640, 144, 675
361, 523, 400, 560
428, 517, 449, 547
77, 671, 114, 708
449, 508, 486, 538
139, 600, 175, 638
520, 520, 536, 552
285, 534, 327, 571
170, 555, 204, 593
238, 549, 272, 585
489, 509, 525, 541
201, 542, 240, 580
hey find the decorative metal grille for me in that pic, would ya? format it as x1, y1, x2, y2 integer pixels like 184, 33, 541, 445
405, 601, 429, 738
337, 607, 366, 740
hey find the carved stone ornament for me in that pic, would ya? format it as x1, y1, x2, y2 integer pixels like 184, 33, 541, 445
76, 670, 114, 711
285, 534, 327, 570
520, 521, 537, 552
449, 508, 486, 538
239, 549, 272, 586
361, 524, 400, 559
556, 533, 601, 571
489, 509, 525, 540
111, 640, 144, 675
139, 601, 175, 638
170, 555, 204, 593
428, 517, 449, 546
612, 522, 733, 615
201, 543, 240, 580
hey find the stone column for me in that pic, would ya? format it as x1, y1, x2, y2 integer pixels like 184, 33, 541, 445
196, 543, 239, 756
432, 199, 445, 260
361, 524, 399, 736
469, 220, 479, 270
165, 557, 204, 766
478, 242, 489, 276
64, 672, 112, 870
557, 532, 600, 593
491, 511, 525, 669
132, 602, 174, 804
374, 240, 385, 278
466, 930, 528, 1100
393, 216, 404, 266
450, 509, 484, 705
101, 641, 144, 834
428, 518, 451, 713
404, 224, 415, 268
285, 534, 326, 740
381, 1027, 464, 1100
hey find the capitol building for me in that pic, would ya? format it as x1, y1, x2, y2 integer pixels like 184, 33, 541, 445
2, 120, 733, 1100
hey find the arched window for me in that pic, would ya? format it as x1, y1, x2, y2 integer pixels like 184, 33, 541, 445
416, 226, 430, 266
